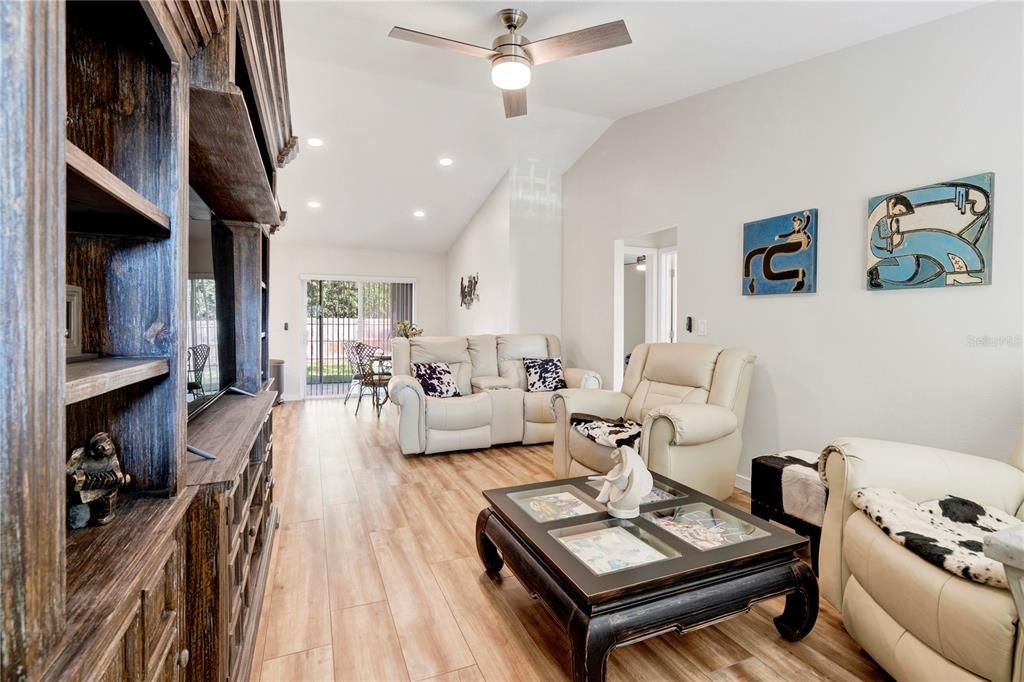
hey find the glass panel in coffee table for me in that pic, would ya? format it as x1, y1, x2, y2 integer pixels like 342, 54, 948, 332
476, 472, 817, 681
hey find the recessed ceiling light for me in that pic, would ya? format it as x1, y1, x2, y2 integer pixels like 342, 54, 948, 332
307, 137, 324, 147
307, 200, 321, 209
438, 157, 454, 167
413, 210, 426, 218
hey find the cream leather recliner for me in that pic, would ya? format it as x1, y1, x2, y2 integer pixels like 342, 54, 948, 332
820, 436, 1024, 682
388, 334, 600, 455
552, 342, 755, 500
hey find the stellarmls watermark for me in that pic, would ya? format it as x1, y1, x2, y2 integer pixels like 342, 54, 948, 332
966, 334, 1023, 348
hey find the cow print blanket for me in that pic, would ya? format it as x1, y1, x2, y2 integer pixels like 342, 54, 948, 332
852, 488, 1022, 588
570, 413, 642, 449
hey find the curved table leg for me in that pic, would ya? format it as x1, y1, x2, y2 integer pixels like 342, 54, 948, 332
476, 508, 504, 576
774, 561, 819, 641
569, 611, 615, 682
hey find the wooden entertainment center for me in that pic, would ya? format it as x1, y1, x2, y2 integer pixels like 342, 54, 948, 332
1, 2, 296, 680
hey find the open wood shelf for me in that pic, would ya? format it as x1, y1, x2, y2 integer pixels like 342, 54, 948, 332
186, 391, 277, 486
66, 141, 171, 239
63, 490, 195, 633
65, 357, 170, 405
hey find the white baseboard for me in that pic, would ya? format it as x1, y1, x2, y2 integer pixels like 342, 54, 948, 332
734, 473, 751, 493
281, 392, 302, 402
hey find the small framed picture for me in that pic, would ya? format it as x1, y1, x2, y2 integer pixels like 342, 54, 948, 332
66, 285, 83, 357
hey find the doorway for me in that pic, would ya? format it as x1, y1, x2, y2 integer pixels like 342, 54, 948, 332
613, 228, 678, 388
304, 277, 415, 398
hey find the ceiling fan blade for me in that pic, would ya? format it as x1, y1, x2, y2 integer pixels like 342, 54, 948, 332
502, 88, 527, 118
388, 26, 497, 60
523, 20, 631, 65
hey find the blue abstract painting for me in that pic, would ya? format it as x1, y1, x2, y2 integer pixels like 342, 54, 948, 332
867, 173, 993, 290
742, 209, 817, 296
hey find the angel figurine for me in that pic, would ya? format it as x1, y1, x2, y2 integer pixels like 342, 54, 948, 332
588, 445, 653, 519
66, 432, 131, 528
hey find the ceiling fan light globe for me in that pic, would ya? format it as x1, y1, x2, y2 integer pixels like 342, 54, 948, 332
491, 59, 531, 90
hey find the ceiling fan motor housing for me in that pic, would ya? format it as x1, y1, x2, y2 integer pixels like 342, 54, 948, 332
491, 31, 532, 69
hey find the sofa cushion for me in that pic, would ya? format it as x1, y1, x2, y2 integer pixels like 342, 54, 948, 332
642, 343, 722, 390
567, 427, 618, 473
425, 393, 491, 431
625, 380, 709, 423
412, 362, 461, 398
843, 511, 1017, 682
497, 334, 553, 389
409, 336, 473, 395
524, 357, 567, 392
467, 334, 498, 376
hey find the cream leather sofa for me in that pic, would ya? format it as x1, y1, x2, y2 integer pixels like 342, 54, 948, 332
820, 436, 1024, 682
552, 342, 755, 500
388, 334, 600, 455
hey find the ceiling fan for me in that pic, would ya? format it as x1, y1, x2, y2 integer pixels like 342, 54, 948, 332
388, 9, 631, 118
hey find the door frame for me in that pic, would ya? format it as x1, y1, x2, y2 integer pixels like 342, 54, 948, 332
612, 244, 658, 390
299, 274, 418, 399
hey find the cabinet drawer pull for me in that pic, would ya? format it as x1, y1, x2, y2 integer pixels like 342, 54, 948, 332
177, 648, 190, 667
248, 526, 257, 537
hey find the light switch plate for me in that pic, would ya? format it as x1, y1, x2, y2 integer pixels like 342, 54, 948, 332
697, 319, 708, 336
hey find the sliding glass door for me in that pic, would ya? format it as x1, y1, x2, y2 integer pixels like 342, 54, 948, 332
305, 278, 415, 397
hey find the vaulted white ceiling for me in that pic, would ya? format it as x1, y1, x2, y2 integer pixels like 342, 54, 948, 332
277, 1, 978, 252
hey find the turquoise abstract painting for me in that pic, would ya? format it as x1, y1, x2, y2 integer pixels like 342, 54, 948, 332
867, 173, 993, 290
742, 209, 817, 296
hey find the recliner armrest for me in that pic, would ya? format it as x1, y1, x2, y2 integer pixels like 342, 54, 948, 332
551, 389, 629, 422
388, 374, 425, 404
387, 375, 427, 455
643, 403, 738, 446
564, 367, 602, 390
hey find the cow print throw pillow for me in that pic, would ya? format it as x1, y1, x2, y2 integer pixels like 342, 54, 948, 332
852, 487, 1022, 588
523, 357, 567, 392
412, 362, 461, 398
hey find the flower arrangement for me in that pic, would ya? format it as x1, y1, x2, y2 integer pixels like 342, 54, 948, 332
394, 320, 423, 338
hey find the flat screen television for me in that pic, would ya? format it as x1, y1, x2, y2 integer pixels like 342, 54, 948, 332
186, 189, 236, 419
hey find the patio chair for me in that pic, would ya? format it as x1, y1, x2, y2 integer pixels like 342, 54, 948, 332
351, 342, 391, 416
186, 344, 210, 398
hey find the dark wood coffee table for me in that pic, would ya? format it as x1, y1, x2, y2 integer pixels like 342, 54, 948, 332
476, 473, 817, 681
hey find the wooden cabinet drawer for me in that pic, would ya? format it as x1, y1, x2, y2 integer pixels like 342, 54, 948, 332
145, 625, 181, 682
93, 607, 145, 682
142, 546, 179, 667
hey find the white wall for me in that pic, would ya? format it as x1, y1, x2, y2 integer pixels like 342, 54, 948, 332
623, 264, 646, 354
563, 3, 1023, 475
446, 164, 564, 337
509, 163, 562, 337
446, 174, 512, 336
269, 240, 447, 400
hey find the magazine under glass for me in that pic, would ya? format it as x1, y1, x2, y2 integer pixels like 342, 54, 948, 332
507, 485, 602, 523
549, 519, 681, 576
642, 502, 769, 551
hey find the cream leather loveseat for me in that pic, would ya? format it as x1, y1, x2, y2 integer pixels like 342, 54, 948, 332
552, 342, 755, 500
821, 437, 1024, 682
387, 334, 601, 455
